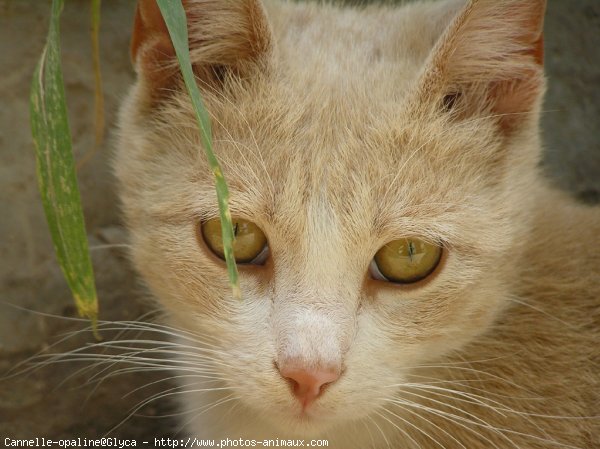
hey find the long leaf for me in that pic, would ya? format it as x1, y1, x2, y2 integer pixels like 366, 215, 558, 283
30, 0, 99, 331
156, 0, 241, 300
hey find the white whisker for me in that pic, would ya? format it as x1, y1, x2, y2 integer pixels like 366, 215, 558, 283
381, 405, 447, 449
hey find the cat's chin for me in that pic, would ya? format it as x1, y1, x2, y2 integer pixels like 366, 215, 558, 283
183, 398, 346, 440
269, 409, 339, 435
257, 414, 351, 441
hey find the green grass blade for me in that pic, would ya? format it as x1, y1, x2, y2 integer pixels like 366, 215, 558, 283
30, 0, 99, 329
156, 0, 241, 300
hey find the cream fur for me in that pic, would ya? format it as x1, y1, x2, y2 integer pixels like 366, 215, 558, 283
115, 0, 599, 447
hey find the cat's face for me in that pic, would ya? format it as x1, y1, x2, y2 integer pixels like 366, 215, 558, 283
116, 0, 545, 435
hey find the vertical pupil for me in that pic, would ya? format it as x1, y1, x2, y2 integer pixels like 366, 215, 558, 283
234, 222, 239, 236
408, 241, 416, 261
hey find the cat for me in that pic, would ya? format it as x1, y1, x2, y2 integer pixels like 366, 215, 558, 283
114, 0, 600, 447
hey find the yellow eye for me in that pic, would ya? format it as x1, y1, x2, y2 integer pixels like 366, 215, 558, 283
372, 238, 442, 284
201, 218, 268, 264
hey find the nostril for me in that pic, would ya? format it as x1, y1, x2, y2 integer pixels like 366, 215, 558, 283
286, 376, 301, 394
278, 365, 340, 407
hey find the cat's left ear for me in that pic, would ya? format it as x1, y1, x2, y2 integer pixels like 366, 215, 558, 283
418, 0, 546, 134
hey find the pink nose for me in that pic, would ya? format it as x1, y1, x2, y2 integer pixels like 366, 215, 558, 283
279, 366, 340, 408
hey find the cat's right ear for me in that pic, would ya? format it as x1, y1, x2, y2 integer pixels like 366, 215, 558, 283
130, 0, 273, 97
416, 0, 546, 135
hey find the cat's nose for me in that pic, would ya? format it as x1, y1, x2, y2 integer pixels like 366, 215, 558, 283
279, 365, 340, 408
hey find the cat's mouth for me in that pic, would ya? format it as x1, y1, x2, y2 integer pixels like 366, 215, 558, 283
280, 391, 330, 424
281, 387, 348, 433
292, 408, 318, 421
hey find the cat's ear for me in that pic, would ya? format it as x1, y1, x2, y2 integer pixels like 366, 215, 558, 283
130, 0, 273, 95
418, 0, 546, 134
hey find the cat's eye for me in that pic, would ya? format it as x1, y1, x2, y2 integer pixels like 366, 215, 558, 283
370, 238, 442, 284
201, 218, 269, 265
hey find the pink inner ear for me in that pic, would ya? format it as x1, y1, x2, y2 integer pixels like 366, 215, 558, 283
491, 24, 545, 131
490, 70, 543, 133
131, 1, 173, 66
532, 33, 544, 66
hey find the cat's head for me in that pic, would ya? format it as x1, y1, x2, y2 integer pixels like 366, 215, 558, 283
116, 0, 546, 435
